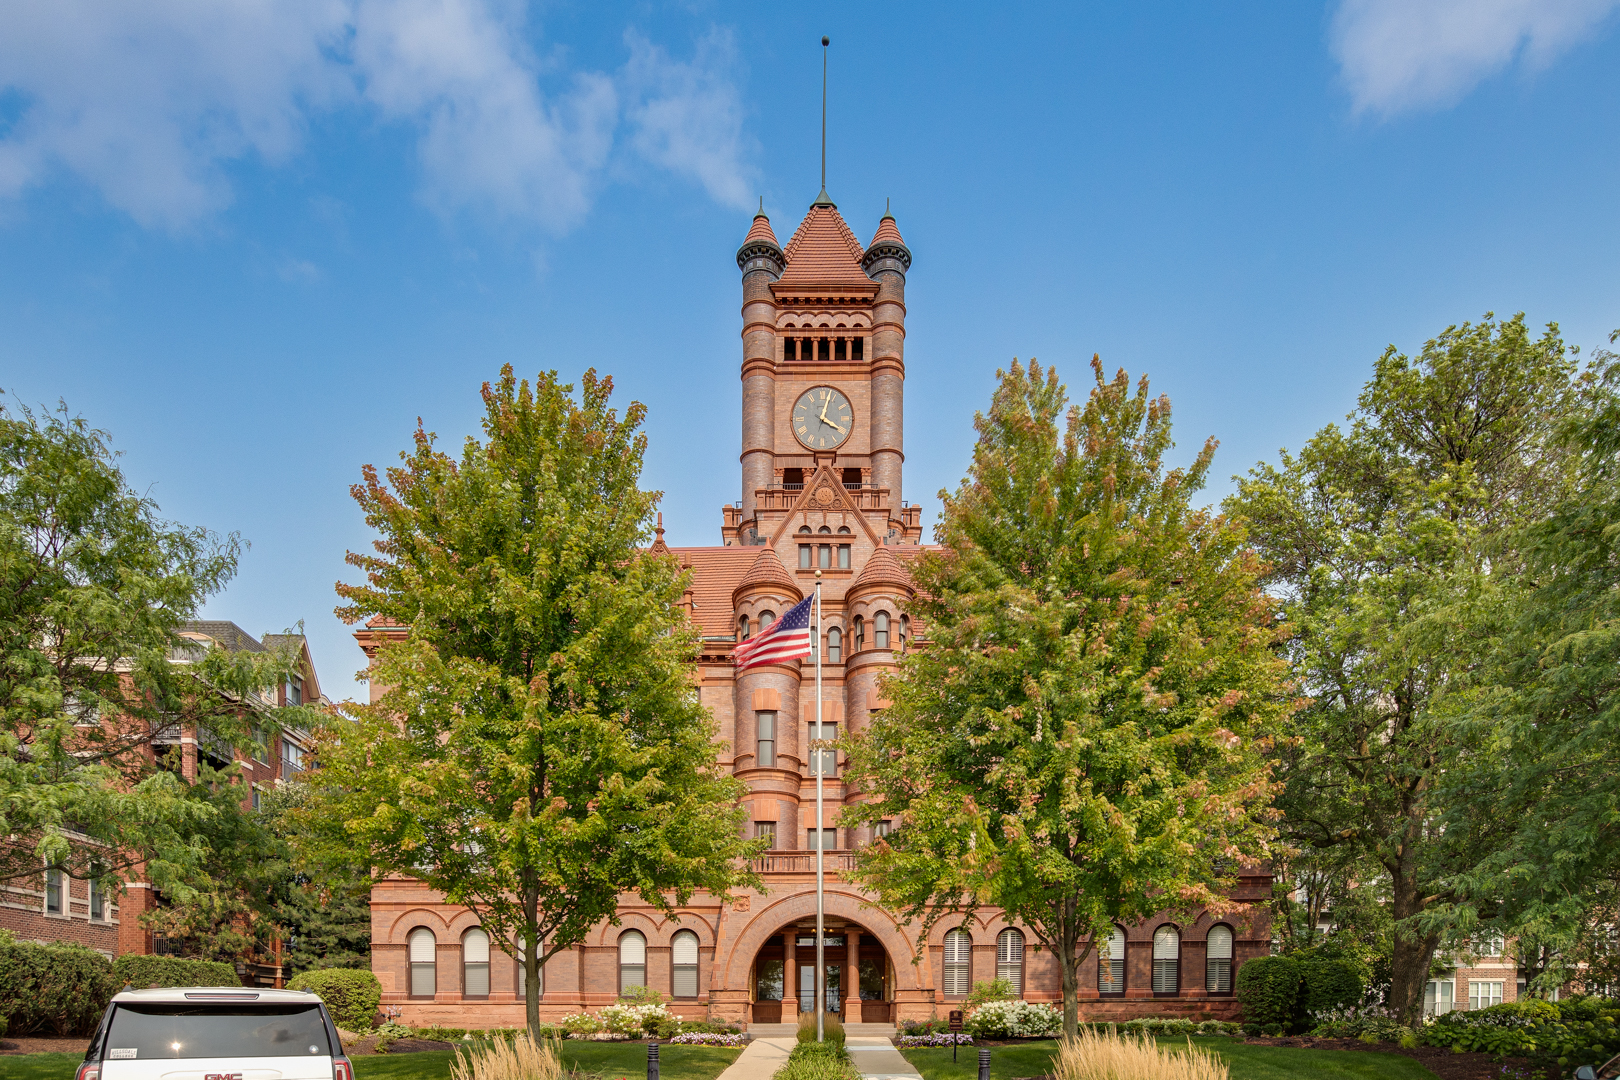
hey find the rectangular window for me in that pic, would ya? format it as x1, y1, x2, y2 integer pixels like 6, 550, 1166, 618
1424, 980, 1455, 1016
875, 819, 892, 838
755, 821, 776, 846
281, 740, 305, 774
808, 721, 836, 777
756, 957, 785, 1001
1473, 933, 1505, 957
45, 865, 63, 914
1469, 981, 1504, 1010
286, 677, 302, 706
251, 786, 262, 811
90, 874, 104, 921
838, 545, 850, 569
819, 544, 831, 568
672, 934, 700, 998
756, 711, 776, 768
806, 828, 837, 850
852, 338, 864, 362
105, 1003, 329, 1059
799, 545, 812, 569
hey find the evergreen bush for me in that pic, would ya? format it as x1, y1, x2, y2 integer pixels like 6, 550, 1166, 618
1234, 955, 1301, 1029
286, 968, 382, 1032
112, 954, 240, 989
1298, 959, 1362, 1016
0, 939, 117, 1036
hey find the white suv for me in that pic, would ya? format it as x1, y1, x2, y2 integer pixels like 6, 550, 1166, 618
76, 988, 353, 1080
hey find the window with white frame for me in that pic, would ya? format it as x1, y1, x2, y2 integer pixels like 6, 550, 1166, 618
996, 928, 1025, 996
827, 626, 841, 663
1206, 925, 1234, 994
1469, 981, 1504, 1010
463, 927, 490, 997
44, 865, 63, 914
755, 821, 776, 846
286, 677, 302, 706
90, 873, 105, 921
281, 739, 305, 774
874, 612, 890, 649
1424, 980, 1455, 1016
409, 927, 437, 996
756, 712, 776, 768
943, 929, 972, 997
1099, 926, 1126, 994
1473, 932, 1505, 957
672, 930, 700, 998
1152, 926, 1181, 994
619, 930, 647, 993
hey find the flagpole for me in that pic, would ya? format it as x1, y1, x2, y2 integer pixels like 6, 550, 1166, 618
814, 568, 825, 1042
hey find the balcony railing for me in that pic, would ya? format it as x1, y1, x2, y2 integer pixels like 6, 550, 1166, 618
751, 853, 860, 874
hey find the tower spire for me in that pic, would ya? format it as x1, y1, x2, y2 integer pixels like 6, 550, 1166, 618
814, 36, 834, 208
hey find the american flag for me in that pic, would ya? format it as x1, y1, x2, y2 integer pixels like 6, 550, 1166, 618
733, 595, 814, 671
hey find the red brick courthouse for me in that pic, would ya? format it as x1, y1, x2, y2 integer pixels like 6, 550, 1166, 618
363, 193, 1273, 1029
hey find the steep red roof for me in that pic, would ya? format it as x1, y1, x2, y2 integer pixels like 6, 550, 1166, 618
778, 204, 871, 287
868, 214, 906, 249
667, 546, 756, 637
742, 211, 780, 250
733, 546, 802, 604
851, 545, 914, 593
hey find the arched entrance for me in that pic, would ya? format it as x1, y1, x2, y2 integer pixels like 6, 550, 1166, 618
749, 918, 894, 1025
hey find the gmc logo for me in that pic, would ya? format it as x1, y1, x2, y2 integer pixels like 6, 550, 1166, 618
204, 1073, 243, 1079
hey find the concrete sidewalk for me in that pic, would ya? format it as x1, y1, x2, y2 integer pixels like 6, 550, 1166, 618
711, 1036, 922, 1080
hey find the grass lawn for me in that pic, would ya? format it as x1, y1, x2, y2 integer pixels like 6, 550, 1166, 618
900, 1037, 1440, 1080
1, 1043, 741, 1080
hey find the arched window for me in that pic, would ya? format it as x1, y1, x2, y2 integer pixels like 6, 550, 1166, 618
997, 928, 1025, 996
515, 936, 542, 998
799, 526, 812, 533
1152, 926, 1181, 994
1206, 925, 1234, 995
1099, 926, 1126, 995
943, 928, 972, 997
739, 616, 750, 642
853, 616, 865, 652
828, 627, 842, 664
837, 526, 851, 534
409, 927, 437, 996
462, 927, 490, 997
875, 612, 890, 649
760, 611, 775, 631
818, 525, 832, 533
619, 930, 647, 994
672, 930, 700, 998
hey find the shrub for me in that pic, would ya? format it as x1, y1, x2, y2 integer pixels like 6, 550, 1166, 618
966, 979, 1017, 1008
618, 985, 666, 1005
0, 939, 117, 1036
1120, 1018, 1197, 1038
963, 1000, 1062, 1038
600, 1000, 671, 1036
112, 954, 240, 989
451, 1033, 562, 1080
671, 1032, 747, 1046
1052, 1027, 1229, 1080
559, 1012, 605, 1037
286, 968, 382, 1032
797, 1010, 846, 1048
1235, 956, 1301, 1030
778, 1040, 859, 1080
1298, 960, 1362, 1017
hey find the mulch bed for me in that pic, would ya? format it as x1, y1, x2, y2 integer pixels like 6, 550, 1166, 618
1, 1036, 91, 1055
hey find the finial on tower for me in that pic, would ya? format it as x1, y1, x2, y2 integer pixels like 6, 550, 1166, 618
815, 35, 834, 208
883, 197, 892, 220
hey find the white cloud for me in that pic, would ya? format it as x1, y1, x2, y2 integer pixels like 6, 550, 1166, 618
622, 29, 756, 211
1332, 0, 1620, 117
0, 0, 752, 230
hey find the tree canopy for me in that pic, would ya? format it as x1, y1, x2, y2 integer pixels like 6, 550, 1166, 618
846, 358, 1297, 1036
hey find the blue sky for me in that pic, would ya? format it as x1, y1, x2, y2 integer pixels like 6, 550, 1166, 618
3, 1, 1618, 698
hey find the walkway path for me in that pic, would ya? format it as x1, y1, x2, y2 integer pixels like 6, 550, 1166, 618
712, 1036, 922, 1080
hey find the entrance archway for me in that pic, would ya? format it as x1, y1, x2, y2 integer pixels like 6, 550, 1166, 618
749, 918, 895, 1025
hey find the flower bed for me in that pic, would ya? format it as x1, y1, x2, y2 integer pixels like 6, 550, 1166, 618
895, 1033, 974, 1048
670, 1032, 748, 1046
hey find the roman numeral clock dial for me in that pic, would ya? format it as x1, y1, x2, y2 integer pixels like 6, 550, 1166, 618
792, 387, 854, 451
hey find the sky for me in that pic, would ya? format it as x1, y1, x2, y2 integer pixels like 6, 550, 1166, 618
2, 0, 1618, 701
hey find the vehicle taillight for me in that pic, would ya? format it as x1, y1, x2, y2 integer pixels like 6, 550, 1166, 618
75, 1065, 100, 1080
333, 1058, 353, 1080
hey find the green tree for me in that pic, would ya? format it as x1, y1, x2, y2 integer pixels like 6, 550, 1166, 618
0, 398, 304, 905
1225, 314, 1581, 1023
845, 359, 1297, 1037
315, 367, 759, 1039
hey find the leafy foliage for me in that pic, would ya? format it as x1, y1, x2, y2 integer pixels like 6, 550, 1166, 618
111, 952, 239, 989
285, 967, 382, 1032
1235, 956, 1302, 1029
0, 937, 117, 1036
846, 358, 1297, 1036
315, 367, 758, 1038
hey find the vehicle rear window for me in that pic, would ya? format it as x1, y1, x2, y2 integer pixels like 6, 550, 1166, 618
104, 1004, 330, 1059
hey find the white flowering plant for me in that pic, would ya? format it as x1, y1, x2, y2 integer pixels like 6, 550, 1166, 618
963, 1000, 1063, 1039
599, 1001, 673, 1036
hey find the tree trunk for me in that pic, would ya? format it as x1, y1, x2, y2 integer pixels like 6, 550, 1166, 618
526, 936, 541, 1040
1388, 868, 1441, 1026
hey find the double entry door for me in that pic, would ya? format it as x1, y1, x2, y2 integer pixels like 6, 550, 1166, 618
799, 963, 841, 1014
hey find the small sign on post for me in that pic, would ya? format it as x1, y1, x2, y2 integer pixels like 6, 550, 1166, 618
949, 1010, 964, 1062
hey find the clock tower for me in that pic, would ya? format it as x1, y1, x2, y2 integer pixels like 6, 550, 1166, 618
725, 193, 920, 547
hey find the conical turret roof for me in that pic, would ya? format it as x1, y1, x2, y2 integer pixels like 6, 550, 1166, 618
868, 214, 906, 249
732, 546, 802, 604
742, 210, 780, 249
778, 203, 871, 287
851, 545, 914, 593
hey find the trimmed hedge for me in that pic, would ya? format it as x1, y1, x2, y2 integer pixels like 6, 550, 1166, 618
286, 968, 381, 1032
1235, 955, 1301, 1029
0, 939, 118, 1036
112, 954, 241, 990
1299, 958, 1363, 1016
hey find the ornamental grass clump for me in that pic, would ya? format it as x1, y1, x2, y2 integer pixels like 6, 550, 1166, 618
775, 1039, 859, 1080
1052, 1029, 1228, 1080
796, 1010, 846, 1048
451, 1034, 563, 1080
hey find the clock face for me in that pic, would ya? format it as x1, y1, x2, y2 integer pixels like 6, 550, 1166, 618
792, 387, 854, 450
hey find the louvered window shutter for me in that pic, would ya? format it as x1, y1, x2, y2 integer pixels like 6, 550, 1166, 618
996, 929, 1024, 996
1099, 927, 1126, 993
1206, 926, 1233, 994
943, 929, 972, 996
1152, 927, 1180, 994
409, 928, 437, 996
